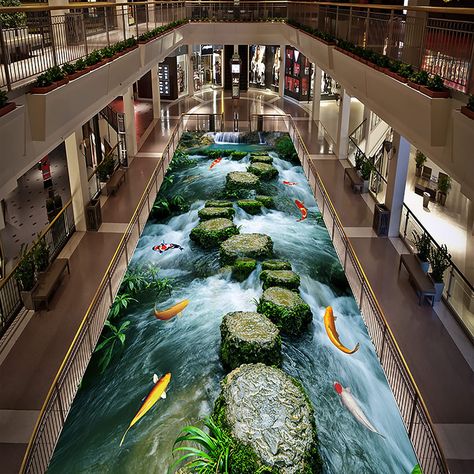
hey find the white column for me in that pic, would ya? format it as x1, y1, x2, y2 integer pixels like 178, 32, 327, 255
362, 104, 371, 153
385, 132, 411, 237
187, 47, 195, 96
65, 129, 90, 232
122, 85, 137, 158
311, 65, 322, 123
278, 44, 285, 97
336, 89, 351, 160
151, 65, 161, 120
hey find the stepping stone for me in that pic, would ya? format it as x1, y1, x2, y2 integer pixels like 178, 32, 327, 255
230, 151, 248, 160
220, 233, 273, 265
198, 206, 235, 221
226, 171, 260, 197
220, 312, 281, 370
237, 199, 262, 215
247, 162, 278, 180
262, 259, 292, 271
255, 195, 274, 208
205, 200, 233, 208
232, 257, 257, 282
250, 154, 273, 164
260, 269, 300, 291
190, 218, 239, 249
213, 363, 322, 473
257, 287, 312, 336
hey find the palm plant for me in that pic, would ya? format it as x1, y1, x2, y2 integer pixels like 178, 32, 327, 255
109, 293, 137, 319
412, 230, 431, 262
95, 320, 130, 372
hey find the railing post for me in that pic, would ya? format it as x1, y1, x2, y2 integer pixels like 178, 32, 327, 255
408, 393, 418, 437
365, 8, 370, 48
380, 325, 387, 362
446, 266, 455, 300
403, 208, 409, 238
48, 11, 59, 67
104, 7, 110, 46
108, 271, 113, 303
359, 279, 364, 310
82, 13, 89, 55
121, 5, 127, 40
0, 22, 12, 91
348, 7, 352, 42
55, 383, 65, 424
344, 245, 348, 271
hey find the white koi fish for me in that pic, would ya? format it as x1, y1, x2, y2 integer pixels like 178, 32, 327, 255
334, 381, 385, 438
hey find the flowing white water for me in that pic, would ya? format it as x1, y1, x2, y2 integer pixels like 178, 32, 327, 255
48, 141, 417, 474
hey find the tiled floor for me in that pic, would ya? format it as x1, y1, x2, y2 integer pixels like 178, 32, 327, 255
0, 91, 473, 474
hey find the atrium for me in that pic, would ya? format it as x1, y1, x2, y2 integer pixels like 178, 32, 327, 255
0, 1, 473, 474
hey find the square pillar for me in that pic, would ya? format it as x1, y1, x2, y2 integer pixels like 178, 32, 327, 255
279, 44, 285, 97
336, 89, 351, 160
122, 85, 137, 157
151, 64, 161, 120
188, 47, 195, 96
65, 129, 90, 232
312, 65, 322, 123
385, 132, 411, 237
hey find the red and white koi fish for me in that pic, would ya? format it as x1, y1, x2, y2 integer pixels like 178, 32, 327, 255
294, 199, 308, 221
152, 242, 184, 253
209, 157, 222, 169
334, 382, 385, 438
282, 180, 297, 186
120, 373, 171, 446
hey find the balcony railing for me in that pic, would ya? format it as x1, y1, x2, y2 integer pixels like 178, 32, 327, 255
249, 113, 447, 474
1, 2, 473, 92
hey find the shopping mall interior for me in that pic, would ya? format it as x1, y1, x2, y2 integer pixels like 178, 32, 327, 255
0, 2, 473, 474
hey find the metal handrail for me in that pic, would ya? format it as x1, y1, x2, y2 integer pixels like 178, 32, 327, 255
18, 113, 214, 473
249, 113, 449, 473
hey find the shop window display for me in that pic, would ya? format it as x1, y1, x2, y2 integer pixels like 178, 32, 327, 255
249, 45, 280, 92
193, 45, 223, 91
284, 46, 312, 101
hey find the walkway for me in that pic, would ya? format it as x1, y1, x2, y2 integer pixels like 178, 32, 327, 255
0, 91, 473, 474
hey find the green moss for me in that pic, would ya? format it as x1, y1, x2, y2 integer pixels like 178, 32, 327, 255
232, 258, 257, 282
226, 172, 260, 197
247, 162, 279, 181
198, 206, 235, 221
260, 269, 300, 291
220, 233, 273, 265
205, 200, 234, 208
230, 151, 248, 160
250, 154, 273, 164
237, 199, 262, 215
220, 312, 281, 371
257, 287, 312, 336
190, 218, 239, 248
275, 135, 299, 164
255, 195, 274, 208
262, 259, 292, 271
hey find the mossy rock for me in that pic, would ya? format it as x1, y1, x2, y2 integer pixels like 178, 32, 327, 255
205, 200, 233, 208
232, 258, 257, 282
198, 206, 235, 221
220, 233, 273, 265
247, 162, 278, 181
255, 195, 274, 208
251, 152, 269, 156
226, 171, 260, 191
230, 151, 248, 160
262, 259, 292, 271
257, 287, 312, 336
190, 218, 239, 249
250, 154, 273, 164
260, 270, 300, 291
237, 199, 262, 215
220, 312, 281, 371
213, 363, 322, 473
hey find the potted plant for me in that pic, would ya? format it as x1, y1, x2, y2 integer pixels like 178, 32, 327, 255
97, 156, 115, 183
437, 174, 451, 206
360, 160, 373, 193
429, 244, 451, 302
408, 70, 429, 91
412, 230, 431, 273
15, 244, 37, 310
414, 150, 426, 177
33, 237, 50, 273
420, 75, 450, 98
461, 95, 474, 120
31, 66, 68, 94
0, 89, 16, 118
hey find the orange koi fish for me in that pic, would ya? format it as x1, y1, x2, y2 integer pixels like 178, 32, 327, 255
283, 180, 297, 186
154, 299, 189, 321
294, 199, 308, 221
209, 157, 222, 169
324, 306, 359, 354
120, 373, 171, 446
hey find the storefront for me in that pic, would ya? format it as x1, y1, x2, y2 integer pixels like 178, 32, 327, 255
249, 45, 281, 92
284, 46, 312, 101
192, 45, 224, 91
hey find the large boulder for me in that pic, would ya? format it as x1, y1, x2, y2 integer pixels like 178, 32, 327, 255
262, 259, 292, 271
255, 195, 274, 208
250, 154, 273, 164
257, 287, 312, 336
220, 312, 281, 370
247, 162, 279, 180
214, 363, 322, 474
226, 171, 260, 197
260, 270, 300, 291
237, 199, 262, 215
190, 218, 239, 248
198, 206, 235, 221
220, 233, 273, 265
232, 257, 257, 282
205, 200, 234, 208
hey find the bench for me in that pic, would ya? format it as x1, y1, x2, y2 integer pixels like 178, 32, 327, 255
106, 168, 126, 196
344, 167, 364, 193
398, 254, 435, 306
32, 258, 70, 310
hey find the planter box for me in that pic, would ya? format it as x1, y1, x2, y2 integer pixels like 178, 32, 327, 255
0, 102, 15, 118
429, 275, 444, 302
420, 86, 450, 99
461, 106, 474, 120
407, 81, 421, 91
67, 69, 88, 81
108, 46, 141, 88
30, 78, 68, 95
385, 70, 408, 83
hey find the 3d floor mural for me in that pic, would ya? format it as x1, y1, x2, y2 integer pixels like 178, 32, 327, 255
48, 132, 418, 473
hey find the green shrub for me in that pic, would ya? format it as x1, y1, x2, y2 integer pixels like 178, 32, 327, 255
275, 135, 299, 163
15, 244, 36, 291
0, 90, 8, 108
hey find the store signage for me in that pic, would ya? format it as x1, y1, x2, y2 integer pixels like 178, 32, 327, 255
201, 45, 213, 55
159, 64, 171, 96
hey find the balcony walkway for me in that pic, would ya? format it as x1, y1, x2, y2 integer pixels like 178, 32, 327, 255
0, 91, 473, 474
